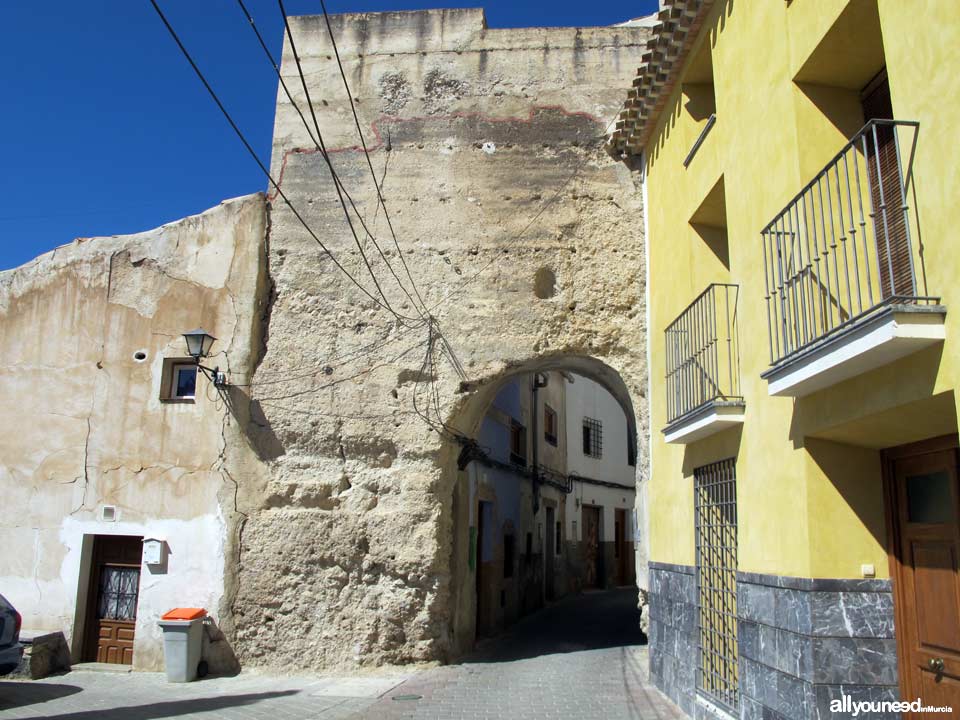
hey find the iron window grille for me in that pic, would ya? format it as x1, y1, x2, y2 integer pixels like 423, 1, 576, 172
582, 417, 602, 459
694, 458, 739, 713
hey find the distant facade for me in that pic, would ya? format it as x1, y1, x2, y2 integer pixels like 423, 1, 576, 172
611, 0, 960, 717
468, 372, 636, 636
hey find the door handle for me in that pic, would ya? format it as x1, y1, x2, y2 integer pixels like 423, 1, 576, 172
928, 657, 945, 673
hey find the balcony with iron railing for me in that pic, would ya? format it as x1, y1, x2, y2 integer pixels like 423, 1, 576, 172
664, 283, 744, 444
760, 120, 946, 397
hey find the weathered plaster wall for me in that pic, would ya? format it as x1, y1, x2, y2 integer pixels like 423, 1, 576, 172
233, 8, 650, 671
0, 194, 267, 670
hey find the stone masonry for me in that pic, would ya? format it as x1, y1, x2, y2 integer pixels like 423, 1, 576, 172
227, 9, 652, 672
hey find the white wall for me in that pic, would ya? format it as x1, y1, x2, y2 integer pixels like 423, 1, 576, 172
564, 374, 635, 485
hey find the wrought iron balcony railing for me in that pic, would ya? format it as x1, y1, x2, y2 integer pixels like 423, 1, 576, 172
665, 284, 742, 424
761, 120, 938, 365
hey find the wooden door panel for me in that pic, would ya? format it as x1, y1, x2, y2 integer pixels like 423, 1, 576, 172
910, 542, 960, 653
84, 536, 142, 665
887, 444, 960, 713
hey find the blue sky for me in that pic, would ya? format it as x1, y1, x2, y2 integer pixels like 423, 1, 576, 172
0, 1, 657, 270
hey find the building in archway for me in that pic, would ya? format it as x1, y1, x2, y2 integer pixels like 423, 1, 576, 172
609, 0, 960, 717
0, 8, 652, 673
465, 371, 637, 637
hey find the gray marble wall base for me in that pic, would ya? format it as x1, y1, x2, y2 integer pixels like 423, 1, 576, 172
648, 562, 698, 717
737, 571, 900, 720
647, 565, 901, 720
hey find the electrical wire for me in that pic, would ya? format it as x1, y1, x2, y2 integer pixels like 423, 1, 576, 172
237, 0, 427, 318
148, 0, 416, 325
317, 0, 428, 312
277, 0, 425, 323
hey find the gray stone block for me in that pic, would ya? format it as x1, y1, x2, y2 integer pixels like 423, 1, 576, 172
775, 588, 811, 636
811, 637, 899, 686
809, 592, 895, 639
739, 582, 776, 626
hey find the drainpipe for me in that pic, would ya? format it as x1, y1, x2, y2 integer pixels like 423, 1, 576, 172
531, 372, 549, 515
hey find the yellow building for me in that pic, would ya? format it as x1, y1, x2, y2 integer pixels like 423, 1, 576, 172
610, 1, 960, 717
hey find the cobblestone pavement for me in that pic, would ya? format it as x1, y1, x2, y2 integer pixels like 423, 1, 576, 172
351, 588, 685, 720
0, 589, 685, 720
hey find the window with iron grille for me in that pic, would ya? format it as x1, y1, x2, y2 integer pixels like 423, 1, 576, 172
694, 458, 739, 713
582, 417, 602, 458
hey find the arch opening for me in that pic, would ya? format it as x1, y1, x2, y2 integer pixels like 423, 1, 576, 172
438, 355, 646, 658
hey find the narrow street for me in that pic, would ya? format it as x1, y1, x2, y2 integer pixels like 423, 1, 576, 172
0, 589, 684, 720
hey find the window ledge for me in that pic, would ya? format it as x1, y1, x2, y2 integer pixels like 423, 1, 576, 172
160, 397, 196, 404
762, 304, 946, 397
663, 400, 746, 444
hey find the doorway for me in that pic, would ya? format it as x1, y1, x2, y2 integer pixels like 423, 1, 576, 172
545, 506, 556, 601
582, 506, 602, 589
615, 508, 629, 586
83, 535, 143, 665
884, 436, 960, 713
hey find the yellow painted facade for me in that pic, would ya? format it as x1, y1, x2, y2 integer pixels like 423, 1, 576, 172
643, 0, 960, 579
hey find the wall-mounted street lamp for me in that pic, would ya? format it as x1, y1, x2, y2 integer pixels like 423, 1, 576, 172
182, 328, 227, 387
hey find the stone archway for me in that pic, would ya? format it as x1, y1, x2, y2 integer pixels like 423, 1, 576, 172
225, 8, 651, 673
434, 354, 648, 657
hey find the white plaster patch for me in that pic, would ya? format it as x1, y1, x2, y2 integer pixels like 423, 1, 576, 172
481, 141, 496, 154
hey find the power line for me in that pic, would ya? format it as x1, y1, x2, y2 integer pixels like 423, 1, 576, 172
317, 0, 428, 312
236, 0, 426, 318
148, 0, 416, 325
277, 0, 426, 322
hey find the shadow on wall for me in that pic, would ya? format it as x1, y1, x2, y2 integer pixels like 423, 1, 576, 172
681, 424, 743, 478
788, 344, 947, 450
222, 385, 286, 462
203, 616, 241, 677
805, 438, 887, 551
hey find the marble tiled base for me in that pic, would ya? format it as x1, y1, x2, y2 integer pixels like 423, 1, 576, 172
648, 562, 698, 717
737, 571, 899, 720
646, 565, 901, 720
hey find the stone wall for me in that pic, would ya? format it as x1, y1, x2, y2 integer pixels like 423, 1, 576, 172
648, 562, 697, 717
0, 194, 268, 670
231, 8, 651, 671
737, 572, 899, 720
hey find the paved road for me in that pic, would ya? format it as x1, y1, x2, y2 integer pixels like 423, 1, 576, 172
0, 589, 684, 720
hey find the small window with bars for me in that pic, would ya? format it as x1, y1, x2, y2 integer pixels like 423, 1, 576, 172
582, 417, 602, 458
694, 458, 739, 713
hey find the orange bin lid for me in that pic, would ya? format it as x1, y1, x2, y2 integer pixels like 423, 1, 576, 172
161, 607, 207, 621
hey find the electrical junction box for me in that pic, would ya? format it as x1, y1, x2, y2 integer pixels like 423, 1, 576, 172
143, 538, 165, 565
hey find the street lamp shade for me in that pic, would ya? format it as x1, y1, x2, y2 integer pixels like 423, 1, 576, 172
182, 328, 217, 360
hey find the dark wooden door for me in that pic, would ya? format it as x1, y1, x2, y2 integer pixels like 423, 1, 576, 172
583, 507, 601, 589
615, 508, 628, 586
888, 442, 960, 713
84, 535, 142, 664
545, 507, 555, 601
862, 70, 913, 299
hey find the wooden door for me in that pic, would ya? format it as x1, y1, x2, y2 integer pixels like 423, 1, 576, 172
545, 507, 555, 601
84, 535, 142, 664
861, 70, 913, 299
615, 508, 628, 586
886, 440, 960, 713
583, 507, 601, 589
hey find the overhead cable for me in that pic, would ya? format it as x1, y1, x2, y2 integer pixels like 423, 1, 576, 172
148, 0, 417, 325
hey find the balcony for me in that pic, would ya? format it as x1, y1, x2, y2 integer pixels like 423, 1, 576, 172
760, 120, 945, 397
664, 284, 744, 444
